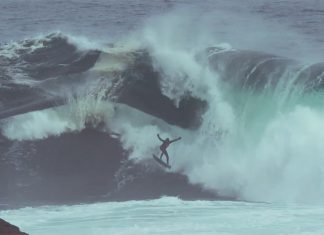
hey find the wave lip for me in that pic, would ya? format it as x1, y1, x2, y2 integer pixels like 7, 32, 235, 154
1, 33, 207, 129
208, 47, 324, 92
0, 33, 101, 120
0, 33, 101, 81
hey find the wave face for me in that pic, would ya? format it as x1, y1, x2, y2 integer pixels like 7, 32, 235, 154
0, 33, 216, 207
2, 2, 324, 206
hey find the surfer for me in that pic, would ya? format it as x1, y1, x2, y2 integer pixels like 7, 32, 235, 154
157, 134, 181, 165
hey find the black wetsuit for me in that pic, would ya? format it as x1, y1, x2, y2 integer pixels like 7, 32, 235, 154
157, 134, 181, 165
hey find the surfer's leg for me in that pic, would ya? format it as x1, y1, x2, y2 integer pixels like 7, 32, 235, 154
165, 151, 169, 165
159, 146, 164, 159
160, 152, 164, 159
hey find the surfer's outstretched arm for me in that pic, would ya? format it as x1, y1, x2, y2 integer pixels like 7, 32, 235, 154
171, 137, 181, 143
157, 134, 164, 142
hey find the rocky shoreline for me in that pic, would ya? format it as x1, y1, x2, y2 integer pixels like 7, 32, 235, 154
0, 218, 28, 235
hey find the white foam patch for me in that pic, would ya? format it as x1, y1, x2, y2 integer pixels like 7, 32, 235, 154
2, 109, 78, 141
1, 96, 116, 141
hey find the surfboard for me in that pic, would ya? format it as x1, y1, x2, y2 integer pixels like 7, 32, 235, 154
153, 154, 171, 169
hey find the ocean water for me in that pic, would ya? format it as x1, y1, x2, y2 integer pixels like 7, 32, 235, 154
1, 0, 324, 234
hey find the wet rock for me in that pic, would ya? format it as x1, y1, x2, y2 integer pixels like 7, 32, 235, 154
0, 218, 28, 235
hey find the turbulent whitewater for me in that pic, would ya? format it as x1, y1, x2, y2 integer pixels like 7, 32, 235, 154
2, 197, 324, 235
1, 0, 324, 211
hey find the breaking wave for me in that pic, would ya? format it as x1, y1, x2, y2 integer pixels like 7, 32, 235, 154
1, 9, 324, 206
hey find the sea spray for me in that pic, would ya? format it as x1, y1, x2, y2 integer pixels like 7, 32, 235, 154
112, 9, 324, 203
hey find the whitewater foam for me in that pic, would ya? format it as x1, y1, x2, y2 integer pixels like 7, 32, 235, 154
1, 198, 324, 235
2, 108, 78, 141
1, 93, 116, 141
107, 8, 324, 203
